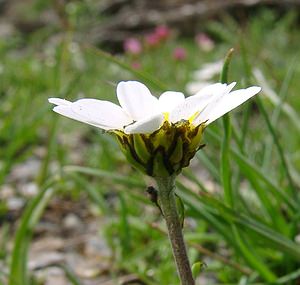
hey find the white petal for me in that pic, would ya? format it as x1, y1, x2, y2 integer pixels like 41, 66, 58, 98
169, 83, 235, 123
71, 99, 133, 129
48, 98, 72, 106
194, 82, 236, 98
124, 113, 164, 134
53, 105, 112, 130
199, 86, 261, 125
116, 81, 159, 121
191, 82, 237, 124
53, 105, 89, 123
194, 83, 226, 97
158, 91, 185, 113
169, 96, 202, 123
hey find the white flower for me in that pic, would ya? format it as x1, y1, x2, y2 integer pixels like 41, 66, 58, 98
193, 60, 223, 81
48, 81, 261, 134
49, 80, 261, 177
186, 60, 223, 95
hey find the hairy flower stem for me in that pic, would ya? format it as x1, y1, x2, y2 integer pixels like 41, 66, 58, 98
155, 176, 195, 285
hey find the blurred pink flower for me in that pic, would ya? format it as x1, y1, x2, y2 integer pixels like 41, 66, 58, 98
123, 37, 142, 55
173, 47, 187, 61
155, 25, 171, 40
195, 33, 214, 51
131, 61, 142, 70
145, 33, 160, 47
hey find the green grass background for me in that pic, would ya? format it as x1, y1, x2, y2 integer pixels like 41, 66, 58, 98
1, 3, 300, 284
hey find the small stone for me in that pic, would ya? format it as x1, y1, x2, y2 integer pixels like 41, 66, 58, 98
20, 182, 38, 197
0, 22, 15, 38
63, 213, 82, 230
28, 252, 65, 270
0, 184, 14, 199
84, 236, 111, 258
7, 197, 25, 211
35, 267, 68, 285
31, 237, 65, 252
9, 159, 41, 182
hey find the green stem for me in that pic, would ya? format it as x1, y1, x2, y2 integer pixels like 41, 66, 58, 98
155, 176, 195, 285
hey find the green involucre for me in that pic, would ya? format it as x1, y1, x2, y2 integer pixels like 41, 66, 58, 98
113, 120, 205, 177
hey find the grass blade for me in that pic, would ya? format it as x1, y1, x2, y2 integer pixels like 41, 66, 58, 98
63, 165, 145, 188
9, 179, 57, 285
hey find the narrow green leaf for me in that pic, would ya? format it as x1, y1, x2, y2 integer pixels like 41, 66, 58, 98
63, 165, 145, 188
219, 48, 234, 207
176, 182, 234, 244
119, 192, 132, 256
233, 149, 297, 212
219, 49, 275, 281
256, 96, 296, 199
231, 226, 276, 282
55, 264, 84, 285
276, 268, 300, 284
69, 173, 109, 212
195, 151, 220, 181
63, 166, 149, 205
9, 179, 57, 285
179, 186, 300, 260
206, 128, 297, 211
220, 48, 234, 84
254, 69, 300, 133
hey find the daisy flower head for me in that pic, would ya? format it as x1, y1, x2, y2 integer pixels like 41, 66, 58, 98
49, 81, 261, 177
